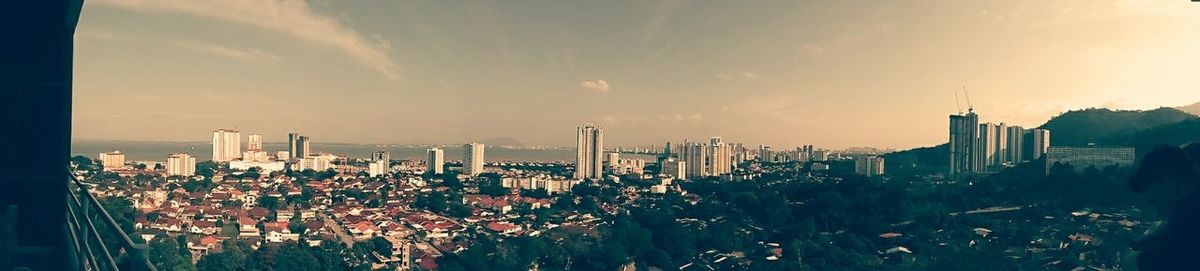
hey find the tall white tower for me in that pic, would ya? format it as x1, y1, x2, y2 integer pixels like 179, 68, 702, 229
463, 143, 485, 176
212, 129, 241, 162
427, 147, 444, 174
574, 124, 604, 179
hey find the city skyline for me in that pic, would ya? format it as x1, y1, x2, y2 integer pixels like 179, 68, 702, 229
73, 0, 1200, 149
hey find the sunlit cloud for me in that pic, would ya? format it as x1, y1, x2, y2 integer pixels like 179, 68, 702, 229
91, 0, 400, 80
580, 80, 611, 93
173, 41, 283, 64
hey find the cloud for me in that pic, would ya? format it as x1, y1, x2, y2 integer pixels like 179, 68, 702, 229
798, 43, 825, 57
580, 80, 611, 93
92, 0, 400, 80
173, 41, 283, 64
716, 73, 733, 80
742, 72, 762, 80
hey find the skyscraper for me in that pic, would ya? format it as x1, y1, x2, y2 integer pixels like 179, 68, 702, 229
681, 141, 707, 179
371, 150, 390, 163
247, 133, 263, 151
708, 137, 732, 176
212, 129, 241, 162
427, 148, 444, 174
948, 112, 979, 177
463, 142, 485, 176
287, 132, 300, 160
994, 123, 1008, 167
574, 124, 604, 179
1005, 126, 1025, 164
166, 153, 196, 177
297, 136, 311, 159
854, 156, 885, 176
1029, 129, 1051, 160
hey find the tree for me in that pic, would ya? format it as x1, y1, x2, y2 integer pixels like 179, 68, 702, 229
275, 243, 321, 271
148, 234, 197, 271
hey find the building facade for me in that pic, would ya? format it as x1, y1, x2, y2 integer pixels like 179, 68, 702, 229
1045, 146, 1134, 174
854, 156, 885, 177
463, 143, 485, 176
574, 124, 605, 179
427, 148, 444, 174
99, 151, 125, 171
166, 153, 196, 177
212, 129, 241, 162
948, 112, 979, 177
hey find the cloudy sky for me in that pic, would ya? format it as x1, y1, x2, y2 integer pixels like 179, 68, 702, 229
74, 0, 1200, 149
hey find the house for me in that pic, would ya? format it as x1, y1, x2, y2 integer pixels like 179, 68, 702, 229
190, 220, 220, 235
485, 221, 522, 235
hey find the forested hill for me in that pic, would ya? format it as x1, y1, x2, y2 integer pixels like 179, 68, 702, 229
1038, 107, 1195, 147
884, 107, 1200, 175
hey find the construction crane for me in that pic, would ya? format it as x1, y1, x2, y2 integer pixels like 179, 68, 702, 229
962, 85, 974, 113
954, 89, 963, 114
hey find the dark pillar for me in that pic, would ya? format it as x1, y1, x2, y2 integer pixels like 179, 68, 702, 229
0, 0, 82, 269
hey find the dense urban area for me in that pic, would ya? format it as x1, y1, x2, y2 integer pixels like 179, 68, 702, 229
73, 106, 1200, 271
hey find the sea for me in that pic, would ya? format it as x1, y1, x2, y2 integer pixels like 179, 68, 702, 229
72, 140, 656, 163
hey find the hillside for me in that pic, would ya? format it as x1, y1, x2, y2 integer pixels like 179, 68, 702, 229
1037, 107, 1195, 147
1179, 101, 1200, 116
885, 107, 1200, 175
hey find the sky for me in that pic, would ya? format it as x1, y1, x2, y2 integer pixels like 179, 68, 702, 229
73, 0, 1200, 150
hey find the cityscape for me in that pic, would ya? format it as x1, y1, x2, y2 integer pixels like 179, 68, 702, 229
5, 1, 1200, 271
73, 101, 1172, 271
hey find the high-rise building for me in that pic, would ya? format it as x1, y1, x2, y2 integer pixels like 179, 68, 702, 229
681, 142, 707, 179
287, 132, 300, 160
166, 153, 196, 177
574, 124, 605, 179
758, 145, 773, 163
247, 133, 263, 151
212, 129, 241, 162
948, 112, 979, 177
368, 160, 389, 177
99, 151, 125, 171
976, 123, 998, 171
371, 150, 390, 163
854, 156, 885, 177
463, 142, 485, 176
298, 136, 311, 159
660, 157, 686, 180
1005, 126, 1025, 164
1029, 129, 1050, 160
994, 123, 1008, 167
708, 137, 732, 176
427, 148, 444, 174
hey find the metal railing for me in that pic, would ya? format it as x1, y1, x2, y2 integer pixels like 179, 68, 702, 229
66, 176, 157, 271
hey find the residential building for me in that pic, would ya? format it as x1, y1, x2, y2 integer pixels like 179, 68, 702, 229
1005, 126, 1026, 164
463, 142, 485, 176
949, 112, 979, 177
247, 133, 263, 151
854, 156, 885, 177
427, 148, 444, 174
1045, 146, 1135, 175
166, 153, 196, 177
371, 150, 390, 164
661, 157, 686, 180
680, 142, 707, 179
99, 151, 125, 171
1028, 129, 1051, 160
708, 137, 732, 176
574, 124, 604, 179
212, 129, 241, 162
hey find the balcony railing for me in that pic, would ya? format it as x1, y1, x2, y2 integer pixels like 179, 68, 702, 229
66, 176, 157, 271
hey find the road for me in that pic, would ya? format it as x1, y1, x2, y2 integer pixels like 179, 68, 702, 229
320, 212, 356, 246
